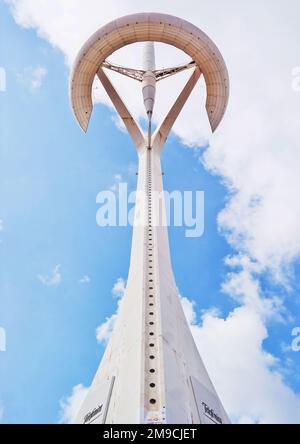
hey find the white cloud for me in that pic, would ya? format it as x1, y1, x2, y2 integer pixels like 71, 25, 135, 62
17, 66, 47, 91
200, 4, 300, 283
177, 263, 300, 424
112, 277, 126, 299
179, 281, 300, 425
222, 255, 285, 322
180, 296, 197, 325
78, 275, 90, 285
38, 264, 61, 287
96, 312, 118, 345
96, 277, 126, 344
187, 302, 300, 424
0, 220, 3, 232
30, 66, 47, 89
59, 384, 89, 424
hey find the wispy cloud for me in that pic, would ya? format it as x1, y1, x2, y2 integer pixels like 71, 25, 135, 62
38, 265, 61, 287
114, 174, 122, 182
111, 114, 126, 133
30, 66, 47, 90
112, 277, 126, 299
17, 66, 47, 91
78, 275, 90, 285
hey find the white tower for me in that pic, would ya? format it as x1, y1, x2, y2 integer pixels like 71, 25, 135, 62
70, 13, 230, 425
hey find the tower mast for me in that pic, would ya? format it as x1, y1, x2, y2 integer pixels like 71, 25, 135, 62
142, 42, 156, 148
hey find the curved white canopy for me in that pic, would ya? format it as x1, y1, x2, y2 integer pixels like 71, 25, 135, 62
70, 12, 229, 133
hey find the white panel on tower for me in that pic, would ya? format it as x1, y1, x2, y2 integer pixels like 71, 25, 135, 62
76, 376, 115, 425
190, 377, 230, 425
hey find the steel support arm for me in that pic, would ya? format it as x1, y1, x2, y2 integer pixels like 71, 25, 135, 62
97, 67, 146, 152
152, 67, 202, 153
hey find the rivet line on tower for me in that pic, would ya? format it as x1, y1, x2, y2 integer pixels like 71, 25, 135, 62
145, 148, 160, 413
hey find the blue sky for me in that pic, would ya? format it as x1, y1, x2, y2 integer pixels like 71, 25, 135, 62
1, 0, 300, 424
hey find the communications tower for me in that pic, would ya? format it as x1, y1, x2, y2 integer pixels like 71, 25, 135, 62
71, 13, 230, 424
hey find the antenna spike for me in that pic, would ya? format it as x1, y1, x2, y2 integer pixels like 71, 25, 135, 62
142, 42, 156, 133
